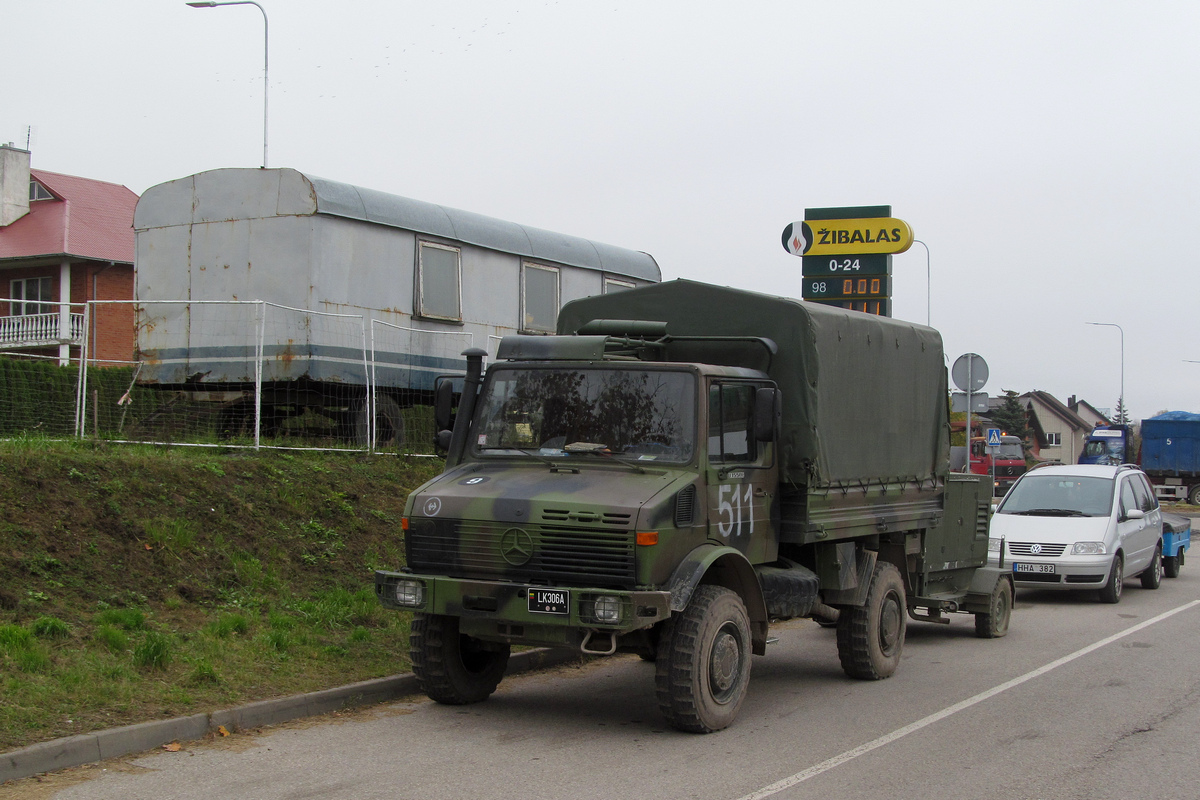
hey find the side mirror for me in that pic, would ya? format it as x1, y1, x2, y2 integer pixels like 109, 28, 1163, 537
1123, 507, 1145, 521
434, 377, 454, 431
435, 429, 453, 453
754, 387, 780, 443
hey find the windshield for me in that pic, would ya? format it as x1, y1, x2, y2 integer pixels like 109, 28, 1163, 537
472, 367, 696, 463
997, 474, 1114, 517
1083, 440, 1125, 461
994, 443, 1024, 460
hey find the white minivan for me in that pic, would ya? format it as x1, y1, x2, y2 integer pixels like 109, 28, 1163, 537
988, 464, 1164, 603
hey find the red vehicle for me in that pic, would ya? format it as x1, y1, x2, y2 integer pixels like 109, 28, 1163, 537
968, 434, 1027, 496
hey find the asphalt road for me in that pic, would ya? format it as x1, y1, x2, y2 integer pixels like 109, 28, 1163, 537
14, 569, 1200, 800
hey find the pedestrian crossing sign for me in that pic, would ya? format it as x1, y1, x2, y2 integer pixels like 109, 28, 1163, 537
986, 428, 1002, 447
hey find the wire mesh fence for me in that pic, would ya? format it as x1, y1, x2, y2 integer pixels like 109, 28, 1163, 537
0, 299, 468, 455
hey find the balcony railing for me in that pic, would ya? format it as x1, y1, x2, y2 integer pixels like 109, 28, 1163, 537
0, 312, 86, 348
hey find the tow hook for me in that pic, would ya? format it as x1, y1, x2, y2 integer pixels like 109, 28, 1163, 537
580, 630, 618, 655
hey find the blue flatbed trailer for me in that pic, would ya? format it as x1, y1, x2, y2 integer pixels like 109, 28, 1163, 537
1161, 513, 1191, 578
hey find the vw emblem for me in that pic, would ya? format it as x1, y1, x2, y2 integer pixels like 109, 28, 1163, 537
500, 528, 534, 566
1030, 543, 1043, 555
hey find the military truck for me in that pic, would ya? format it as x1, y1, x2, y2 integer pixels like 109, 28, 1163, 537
375, 279, 1011, 732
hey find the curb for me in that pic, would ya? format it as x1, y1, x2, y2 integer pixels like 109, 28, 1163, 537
1, 647, 584, 785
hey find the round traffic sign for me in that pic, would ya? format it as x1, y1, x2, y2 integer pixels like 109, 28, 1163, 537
952, 353, 988, 392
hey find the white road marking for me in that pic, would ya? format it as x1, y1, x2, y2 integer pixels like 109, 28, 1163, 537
735, 599, 1200, 800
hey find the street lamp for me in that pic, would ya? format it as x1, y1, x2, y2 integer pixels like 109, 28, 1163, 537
186, 1, 269, 168
912, 239, 930, 327
1086, 321, 1124, 419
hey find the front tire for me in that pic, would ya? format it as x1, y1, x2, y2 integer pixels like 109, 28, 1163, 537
410, 613, 510, 704
837, 562, 906, 680
974, 577, 1013, 639
1140, 544, 1163, 589
1098, 553, 1124, 604
655, 585, 752, 733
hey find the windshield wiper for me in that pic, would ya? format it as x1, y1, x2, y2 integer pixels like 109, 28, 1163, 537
563, 442, 648, 474
478, 446, 569, 470
1012, 508, 1089, 517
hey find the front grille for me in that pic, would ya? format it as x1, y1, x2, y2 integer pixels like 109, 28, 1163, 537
1008, 542, 1068, 557
408, 519, 635, 587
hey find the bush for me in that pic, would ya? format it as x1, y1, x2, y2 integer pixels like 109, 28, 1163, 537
94, 625, 129, 654
94, 608, 146, 631
0, 623, 34, 653
206, 613, 250, 638
132, 632, 172, 670
30, 616, 71, 640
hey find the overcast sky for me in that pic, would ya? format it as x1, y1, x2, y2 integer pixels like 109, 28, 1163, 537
6, 0, 1198, 420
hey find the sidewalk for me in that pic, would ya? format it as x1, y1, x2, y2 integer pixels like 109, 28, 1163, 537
1, 647, 583, 785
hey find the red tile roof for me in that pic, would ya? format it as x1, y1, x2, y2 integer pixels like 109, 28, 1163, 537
0, 169, 137, 264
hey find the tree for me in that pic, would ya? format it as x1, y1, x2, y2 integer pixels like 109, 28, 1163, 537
989, 390, 1032, 450
1114, 397, 1131, 425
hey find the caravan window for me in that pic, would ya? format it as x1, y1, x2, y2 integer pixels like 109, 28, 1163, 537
604, 277, 635, 293
417, 242, 462, 321
521, 263, 559, 333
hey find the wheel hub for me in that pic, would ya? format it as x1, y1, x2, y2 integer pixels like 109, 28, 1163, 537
709, 627, 741, 698
879, 594, 901, 654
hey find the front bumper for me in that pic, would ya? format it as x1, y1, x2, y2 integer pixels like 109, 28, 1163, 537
988, 553, 1114, 589
374, 570, 671, 648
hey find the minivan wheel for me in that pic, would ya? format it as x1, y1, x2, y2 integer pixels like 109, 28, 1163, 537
1098, 554, 1124, 604
1140, 544, 1163, 589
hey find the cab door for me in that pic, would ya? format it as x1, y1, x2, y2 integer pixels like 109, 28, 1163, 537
704, 380, 779, 564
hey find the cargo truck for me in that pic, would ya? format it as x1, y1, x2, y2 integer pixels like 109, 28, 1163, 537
375, 279, 1012, 732
1139, 412, 1200, 504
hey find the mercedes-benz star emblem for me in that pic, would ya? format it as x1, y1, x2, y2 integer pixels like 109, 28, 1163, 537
500, 528, 534, 566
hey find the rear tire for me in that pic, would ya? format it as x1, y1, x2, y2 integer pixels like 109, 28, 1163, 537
1098, 554, 1124, 604
410, 613, 509, 704
1140, 544, 1163, 589
1163, 554, 1181, 579
974, 577, 1012, 639
655, 585, 752, 733
1189, 484, 1200, 506
353, 394, 405, 449
836, 562, 906, 680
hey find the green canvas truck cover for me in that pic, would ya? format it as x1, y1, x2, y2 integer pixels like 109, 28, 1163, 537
556, 279, 949, 488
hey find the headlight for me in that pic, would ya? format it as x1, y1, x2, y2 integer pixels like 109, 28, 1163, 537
393, 579, 425, 607
988, 538, 1003, 553
593, 595, 621, 623
1072, 542, 1107, 555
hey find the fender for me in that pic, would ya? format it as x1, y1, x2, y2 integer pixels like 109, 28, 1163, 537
666, 544, 769, 655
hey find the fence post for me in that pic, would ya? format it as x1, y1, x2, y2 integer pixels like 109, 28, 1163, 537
74, 301, 92, 438
255, 301, 265, 450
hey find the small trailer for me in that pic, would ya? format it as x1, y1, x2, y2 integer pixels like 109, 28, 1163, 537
132, 168, 659, 444
1161, 513, 1191, 577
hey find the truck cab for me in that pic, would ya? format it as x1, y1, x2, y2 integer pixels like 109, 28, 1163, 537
968, 435, 1026, 495
1079, 425, 1131, 466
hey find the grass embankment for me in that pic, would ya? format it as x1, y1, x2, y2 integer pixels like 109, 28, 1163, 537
0, 439, 439, 752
